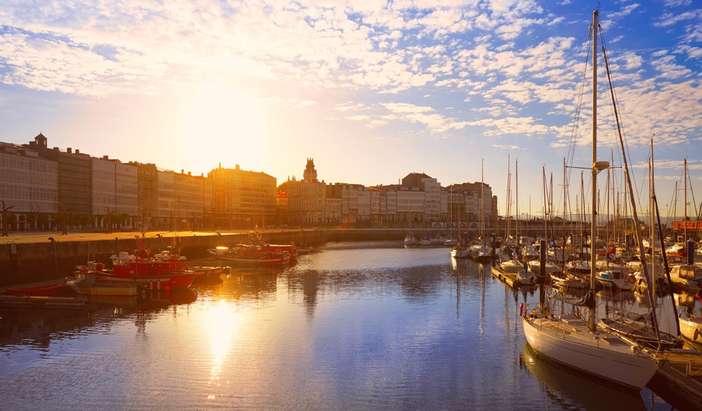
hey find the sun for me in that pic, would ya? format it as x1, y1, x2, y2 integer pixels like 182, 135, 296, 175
175, 81, 269, 170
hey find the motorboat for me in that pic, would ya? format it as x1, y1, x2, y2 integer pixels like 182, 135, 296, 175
209, 245, 291, 267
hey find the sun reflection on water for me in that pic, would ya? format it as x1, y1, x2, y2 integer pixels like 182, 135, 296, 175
203, 300, 240, 382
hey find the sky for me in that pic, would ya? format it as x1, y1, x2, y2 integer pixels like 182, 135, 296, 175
0, 0, 701, 217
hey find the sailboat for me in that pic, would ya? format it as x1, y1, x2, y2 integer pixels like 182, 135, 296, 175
522, 10, 657, 389
470, 159, 493, 263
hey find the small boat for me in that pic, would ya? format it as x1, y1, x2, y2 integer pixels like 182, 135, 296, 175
666, 242, 686, 258
403, 234, 418, 247
679, 315, 702, 344
418, 238, 432, 247
516, 267, 537, 286
3, 280, 74, 297
444, 238, 458, 247
669, 264, 702, 289
67, 276, 139, 297
527, 260, 559, 277
450, 246, 469, 259
208, 245, 291, 267
596, 270, 635, 290
550, 271, 588, 289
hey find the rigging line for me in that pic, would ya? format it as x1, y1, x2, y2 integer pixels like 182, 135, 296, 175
563, 26, 593, 223
601, 24, 662, 345
565, 25, 593, 169
599, 26, 648, 227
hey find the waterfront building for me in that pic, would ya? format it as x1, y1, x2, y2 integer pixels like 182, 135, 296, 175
446, 182, 495, 227
132, 162, 159, 230
27, 134, 92, 229
285, 159, 327, 225
207, 164, 276, 227
0, 141, 58, 231
155, 170, 207, 229
91, 156, 138, 229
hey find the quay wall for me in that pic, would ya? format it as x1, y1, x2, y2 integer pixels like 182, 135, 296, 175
0, 223, 586, 286
0, 228, 450, 286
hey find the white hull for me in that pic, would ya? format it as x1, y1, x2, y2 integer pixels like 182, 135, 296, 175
680, 317, 702, 344
522, 317, 656, 389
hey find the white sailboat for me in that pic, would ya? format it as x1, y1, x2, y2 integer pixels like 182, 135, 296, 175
522, 10, 657, 389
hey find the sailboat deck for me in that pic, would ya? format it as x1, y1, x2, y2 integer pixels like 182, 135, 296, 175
530, 317, 633, 350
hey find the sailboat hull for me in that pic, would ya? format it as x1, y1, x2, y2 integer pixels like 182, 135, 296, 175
522, 317, 657, 389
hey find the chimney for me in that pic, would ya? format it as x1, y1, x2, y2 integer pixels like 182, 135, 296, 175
67, 147, 72, 153
75, 149, 80, 154
103, 155, 108, 159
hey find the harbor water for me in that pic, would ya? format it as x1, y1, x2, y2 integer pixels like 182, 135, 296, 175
0, 243, 676, 409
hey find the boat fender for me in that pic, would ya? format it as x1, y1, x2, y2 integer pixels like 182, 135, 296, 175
519, 303, 525, 318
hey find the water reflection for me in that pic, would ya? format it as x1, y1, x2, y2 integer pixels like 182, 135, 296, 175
521, 344, 648, 410
0, 244, 676, 409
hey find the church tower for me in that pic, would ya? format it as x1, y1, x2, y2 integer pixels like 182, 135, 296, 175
303, 158, 318, 182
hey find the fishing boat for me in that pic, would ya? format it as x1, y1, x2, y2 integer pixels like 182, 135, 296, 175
522, 9, 659, 390
209, 245, 291, 266
469, 244, 492, 264
96, 250, 196, 290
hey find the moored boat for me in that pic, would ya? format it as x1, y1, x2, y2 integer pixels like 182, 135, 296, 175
208, 245, 291, 267
596, 270, 635, 291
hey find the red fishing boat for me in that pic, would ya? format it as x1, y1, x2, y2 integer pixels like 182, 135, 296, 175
82, 250, 196, 291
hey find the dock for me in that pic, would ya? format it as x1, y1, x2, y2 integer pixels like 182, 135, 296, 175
490, 265, 518, 288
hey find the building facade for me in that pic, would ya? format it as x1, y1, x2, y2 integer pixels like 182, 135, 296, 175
208, 165, 276, 227
91, 156, 138, 229
0, 141, 58, 231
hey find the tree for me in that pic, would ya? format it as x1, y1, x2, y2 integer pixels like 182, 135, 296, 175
1, 200, 15, 236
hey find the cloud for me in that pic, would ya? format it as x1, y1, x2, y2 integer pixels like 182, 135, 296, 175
654, 9, 702, 27
492, 144, 521, 150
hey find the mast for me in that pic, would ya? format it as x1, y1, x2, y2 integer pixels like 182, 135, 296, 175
543, 166, 548, 241
516, 158, 519, 242
589, 9, 598, 332
480, 158, 485, 241
563, 158, 568, 267
506, 153, 511, 241
649, 138, 656, 304
684, 158, 688, 243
